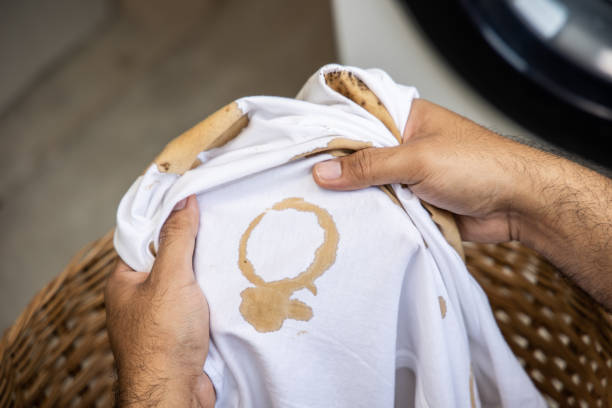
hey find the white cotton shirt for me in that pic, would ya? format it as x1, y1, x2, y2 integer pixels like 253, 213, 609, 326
114, 64, 545, 407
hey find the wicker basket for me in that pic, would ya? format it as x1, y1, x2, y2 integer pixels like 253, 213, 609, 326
1, 233, 610, 407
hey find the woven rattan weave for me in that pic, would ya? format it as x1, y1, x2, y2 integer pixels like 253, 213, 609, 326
1, 231, 609, 407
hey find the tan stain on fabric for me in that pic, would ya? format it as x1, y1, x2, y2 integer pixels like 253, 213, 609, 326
324, 70, 402, 144
328, 149, 352, 158
297, 330, 307, 336
289, 138, 372, 161
152, 102, 247, 175
326, 137, 372, 151
470, 365, 477, 408
238, 197, 339, 333
438, 296, 447, 318
420, 202, 465, 261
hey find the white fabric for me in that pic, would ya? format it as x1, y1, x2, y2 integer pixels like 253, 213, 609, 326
114, 64, 545, 407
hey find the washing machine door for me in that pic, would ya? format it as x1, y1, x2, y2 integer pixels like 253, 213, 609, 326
404, 0, 612, 167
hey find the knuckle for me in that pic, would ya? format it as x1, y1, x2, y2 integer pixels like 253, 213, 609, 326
159, 215, 188, 245
349, 149, 374, 181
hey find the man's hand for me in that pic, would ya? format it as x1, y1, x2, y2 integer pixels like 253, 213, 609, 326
105, 195, 215, 407
313, 99, 537, 243
312, 99, 612, 310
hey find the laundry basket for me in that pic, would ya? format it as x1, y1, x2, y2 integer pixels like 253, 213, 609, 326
0, 235, 610, 407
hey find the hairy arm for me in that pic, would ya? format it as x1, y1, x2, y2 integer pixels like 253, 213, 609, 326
514, 151, 612, 309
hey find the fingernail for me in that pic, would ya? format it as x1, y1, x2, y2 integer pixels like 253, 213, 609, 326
173, 198, 187, 211
315, 161, 342, 180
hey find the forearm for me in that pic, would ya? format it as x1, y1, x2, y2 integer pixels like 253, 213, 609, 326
514, 151, 612, 310
117, 375, 193, 407
116, 363, 216, 407
416, 100, 612, 309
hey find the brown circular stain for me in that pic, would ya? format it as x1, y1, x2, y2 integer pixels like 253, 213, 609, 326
238, 197, 339, 333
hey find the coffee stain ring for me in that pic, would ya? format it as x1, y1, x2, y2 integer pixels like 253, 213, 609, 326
238, 197, 339, 332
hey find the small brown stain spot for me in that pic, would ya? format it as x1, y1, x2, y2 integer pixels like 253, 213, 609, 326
148, 241, 157, 257
438, 296, 447, 318
238, 198, 339, 333
297, 330, 307, 336
356, 78, 368, 90
159, 162, 170, 172
470, 365, 477, 408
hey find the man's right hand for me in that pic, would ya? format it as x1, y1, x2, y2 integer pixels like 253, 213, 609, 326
312, 99, 612, 310
105, 195, 215, 407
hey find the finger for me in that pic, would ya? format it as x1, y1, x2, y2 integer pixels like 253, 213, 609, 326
195, 373, 216, 407
109, 259, 149, 285
105, 259, 147, 302
312, 145, 425, 191
106, 258, 134, 292
114, 258, 133, 274
151, 194, 200, 286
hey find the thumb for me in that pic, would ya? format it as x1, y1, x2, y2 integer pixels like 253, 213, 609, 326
150, 194, 200, 286
312, 145, 422, 190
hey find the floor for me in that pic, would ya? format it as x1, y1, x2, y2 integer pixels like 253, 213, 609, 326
0, 0, 336, 331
